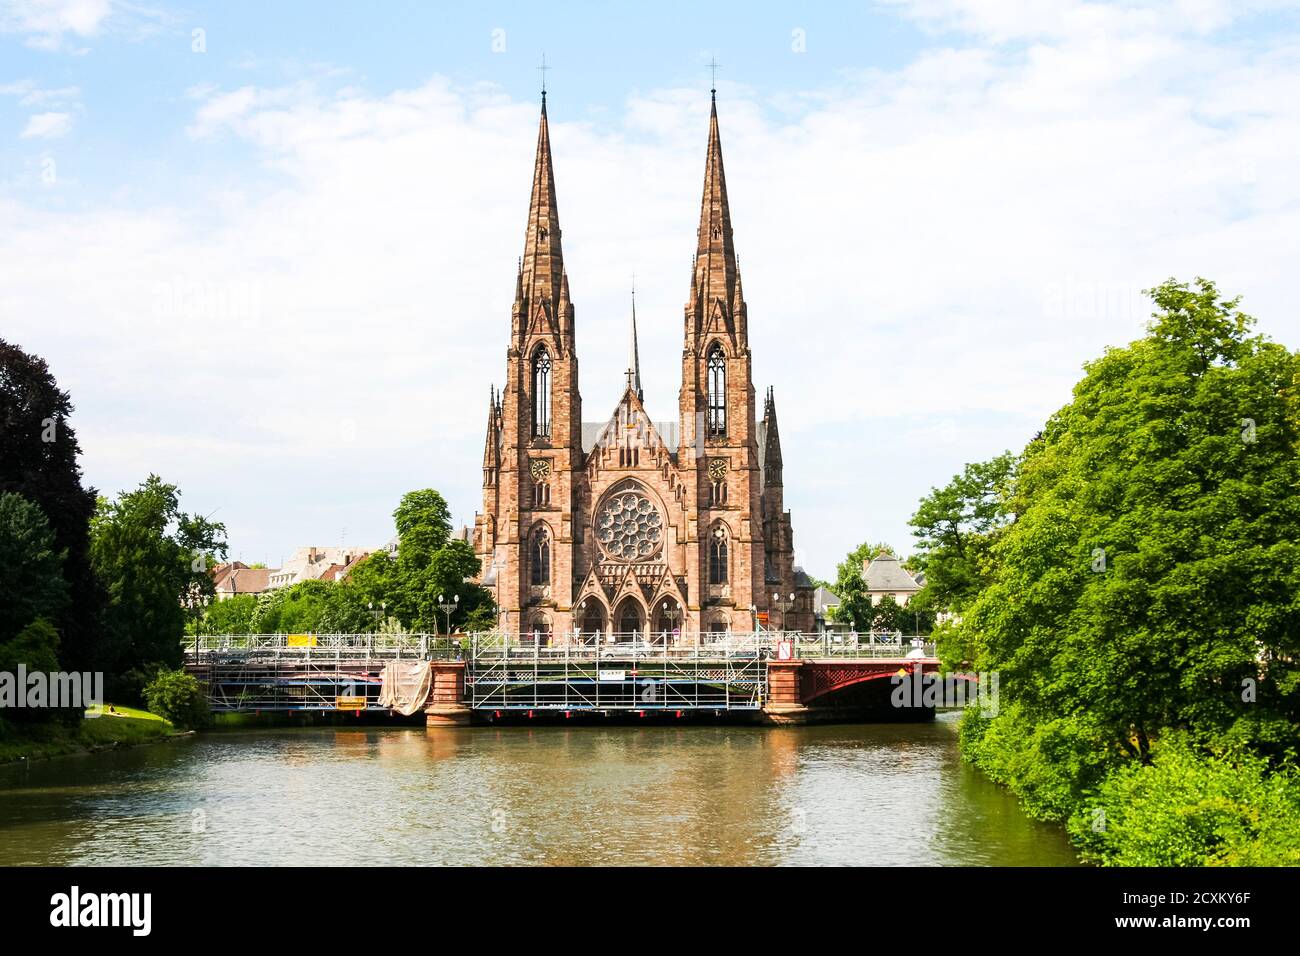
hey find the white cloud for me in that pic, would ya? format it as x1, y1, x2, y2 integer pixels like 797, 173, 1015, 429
4, 14, 1300, 572
875, 0, 1251, 42
0, 79, 80, 107
0, 0, 112, 50
19, 109, 72, 138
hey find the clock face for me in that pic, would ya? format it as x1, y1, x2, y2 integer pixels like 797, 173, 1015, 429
529, 458, 552, 481
708, 458, 729, 480
595, 486, 664, 562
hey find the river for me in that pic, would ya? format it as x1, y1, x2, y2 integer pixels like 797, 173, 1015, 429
0, 713, 1078, 866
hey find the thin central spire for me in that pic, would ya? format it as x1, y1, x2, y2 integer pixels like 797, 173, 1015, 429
520, 95, 565, 317
626, 278, 643, 400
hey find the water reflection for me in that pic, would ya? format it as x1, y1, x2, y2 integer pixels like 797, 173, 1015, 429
0, 714, 1078, 866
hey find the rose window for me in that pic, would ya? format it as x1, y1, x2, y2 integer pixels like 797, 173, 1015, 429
596, 487, 663, 561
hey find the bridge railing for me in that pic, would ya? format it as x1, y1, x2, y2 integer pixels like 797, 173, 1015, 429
792, 633, 936, 660
184, 632, 938, 664
185, 633, 462, 661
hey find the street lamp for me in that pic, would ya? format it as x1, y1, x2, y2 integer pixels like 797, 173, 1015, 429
437, 593, 459, 636
660, 599, 680, 645
771, 592, 794, 633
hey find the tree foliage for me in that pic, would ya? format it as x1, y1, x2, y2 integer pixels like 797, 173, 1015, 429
909, 452, 1016, 616
91, 475, 226, 700
196, 488, 494, 636
142, 668, 209, 730
0, 340, 103, 673
950, 278, 1300, 863
0, 492, 69, 645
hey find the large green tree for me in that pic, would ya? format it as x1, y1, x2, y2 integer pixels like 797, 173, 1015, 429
0, 492, 69, 645
91, 475, 226, 699
909, 451, 1016, 616
0, 340, 103, 673
958, 278, 1300, 823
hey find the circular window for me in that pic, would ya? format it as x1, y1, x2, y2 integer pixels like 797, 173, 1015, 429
595, 484, 664, 562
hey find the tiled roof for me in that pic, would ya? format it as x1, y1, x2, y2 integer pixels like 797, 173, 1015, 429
216, 567, 275, 594
863, 552, 921, 592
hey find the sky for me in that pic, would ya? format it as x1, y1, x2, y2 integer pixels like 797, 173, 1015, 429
2, 0, 1299, 578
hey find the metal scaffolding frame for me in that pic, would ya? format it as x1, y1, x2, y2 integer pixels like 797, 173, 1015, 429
182, 632, 937, 714
466, 632, 767, 712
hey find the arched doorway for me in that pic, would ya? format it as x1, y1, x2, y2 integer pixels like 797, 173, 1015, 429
527, 614, 552, 647
614, 599, 645, 641
652, 599, 683, 645
576, 599, 606, 644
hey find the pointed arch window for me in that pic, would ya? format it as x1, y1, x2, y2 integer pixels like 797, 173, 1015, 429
707, 344, 727, 438
709, 525, 729, 585
530, 525, 551, 587
532, 346, 552, 438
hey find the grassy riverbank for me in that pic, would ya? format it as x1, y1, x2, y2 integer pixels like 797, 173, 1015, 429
0, 706, 177, 764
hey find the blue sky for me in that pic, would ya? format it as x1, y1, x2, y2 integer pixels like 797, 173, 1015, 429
3, 0, 1300, 577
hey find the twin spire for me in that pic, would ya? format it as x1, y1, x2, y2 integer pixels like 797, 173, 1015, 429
519, 97, 567, 323
517, 89, 739, 376
692, 94, 739, 315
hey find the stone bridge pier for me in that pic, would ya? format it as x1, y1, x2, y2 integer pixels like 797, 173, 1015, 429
761, 658, 942, 724
424, 661, 472, 726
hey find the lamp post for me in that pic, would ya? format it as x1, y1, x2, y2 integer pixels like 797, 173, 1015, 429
771, 592, 794, 634
437, 594, 459, 636
660, 599, 680, 645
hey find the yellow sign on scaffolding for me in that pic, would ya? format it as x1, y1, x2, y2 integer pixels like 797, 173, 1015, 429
287, 634, 317, 647
336, 696, 367, 709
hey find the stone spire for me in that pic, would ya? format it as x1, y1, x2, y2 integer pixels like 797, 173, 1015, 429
763, 386, 783, 484
482, 385, 501, 486
690, 92, 738, 319
626, 281, 643, 400
520, 96, 565, 325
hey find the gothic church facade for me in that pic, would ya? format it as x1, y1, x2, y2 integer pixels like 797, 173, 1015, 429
474, 93, 814, 639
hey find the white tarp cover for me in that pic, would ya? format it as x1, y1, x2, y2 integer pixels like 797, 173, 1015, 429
378, 660, 432, 716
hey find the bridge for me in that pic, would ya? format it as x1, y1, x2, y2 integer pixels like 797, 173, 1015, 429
184, 633, 944, 725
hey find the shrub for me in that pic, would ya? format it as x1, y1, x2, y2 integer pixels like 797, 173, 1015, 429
142, 669, 209, 730
1068, 735, 1300, 866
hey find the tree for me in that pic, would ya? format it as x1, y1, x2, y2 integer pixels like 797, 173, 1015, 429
909, 451, 1016, 615
0, 492, 69, 644
382, 490, 492, 633
394, 489, 453, 569
827, 541, 911, 630
143, 669, 209, 730
91, 476, 226, 700
828, 541, 877, 629
0, 340, 103, 674
959, 278, 1300, 821
196, 593, 258, 635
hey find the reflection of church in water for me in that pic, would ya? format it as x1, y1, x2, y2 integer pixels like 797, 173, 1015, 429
473, 91, 814, 641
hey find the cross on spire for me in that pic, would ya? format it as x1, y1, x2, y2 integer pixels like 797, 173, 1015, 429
708, 56, 720, 96
538, 52, 550, 99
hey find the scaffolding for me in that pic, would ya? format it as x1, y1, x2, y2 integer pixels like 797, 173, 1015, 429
182, 632, 937, 714
184, 633, 455, 713
466, 632, 768, 712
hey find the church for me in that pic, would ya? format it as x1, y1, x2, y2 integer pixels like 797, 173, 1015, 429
473, 91, 815, 641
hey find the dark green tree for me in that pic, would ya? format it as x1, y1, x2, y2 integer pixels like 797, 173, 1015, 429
0, 492, 69, 644
91, 476, 226, 700
0, 340, 103, 674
